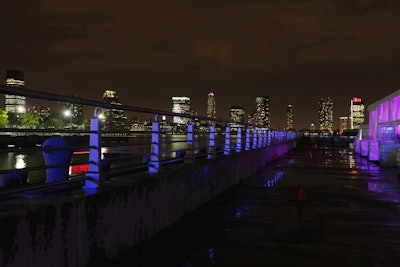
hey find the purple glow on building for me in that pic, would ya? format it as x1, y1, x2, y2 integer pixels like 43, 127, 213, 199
361, 140, 369, 157
369, 109, 377, 141
208, 92, 214, 96
377, 101, 389, 123
390, 95, 400, 121
368, 141, 379, 161
396, 125, 400, 142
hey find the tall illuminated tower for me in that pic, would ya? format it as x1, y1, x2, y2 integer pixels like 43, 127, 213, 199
339, 116, 350, 134
172, 97, 191, 124
206, 92, 216, 119
286, 104, 294, 130
102, 89, 127, 130
253, 96, 270, 127
230, 105, 245, 131
318, 97, 334, 133
64, 95, 84, 127
5, 70, 26, 116
350, 97, 365, 130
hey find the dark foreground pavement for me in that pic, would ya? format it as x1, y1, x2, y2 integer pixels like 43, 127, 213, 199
112, 142, 400, 267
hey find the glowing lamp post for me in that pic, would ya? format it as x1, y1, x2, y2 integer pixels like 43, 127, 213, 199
64, 110, 72, 128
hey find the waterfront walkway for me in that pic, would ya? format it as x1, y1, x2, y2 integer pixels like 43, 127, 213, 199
112, 141, 400, 267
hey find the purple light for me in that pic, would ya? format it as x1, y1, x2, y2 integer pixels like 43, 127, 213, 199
368, 141, 379, 161
369, 109, 377, 141
208, 92, 214, 96
361, 140, 369, 156
378, 101, 389, 123
390, 95, 400, 121
396, 125, 400, 142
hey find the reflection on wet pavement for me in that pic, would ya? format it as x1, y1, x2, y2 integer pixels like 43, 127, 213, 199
113, 142, 400, 267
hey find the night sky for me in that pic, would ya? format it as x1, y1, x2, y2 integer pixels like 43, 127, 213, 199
2, 0, 400, 129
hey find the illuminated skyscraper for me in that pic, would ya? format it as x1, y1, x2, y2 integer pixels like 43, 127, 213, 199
318, 97, 334, 133
102, 90, 127, 130
339, 116, 350, 134
172, 97, 191, 124
207, 92, 216, 119
350, 97, 365, 130
64, 95, 84, 127
286, 104, 294, 130
230, 105, 245, 131
249, 95, 270, 127
5, 70, 26, 116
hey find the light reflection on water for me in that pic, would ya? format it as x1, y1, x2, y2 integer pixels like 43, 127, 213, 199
15, 154, 27, 169
1, 151, 46, 183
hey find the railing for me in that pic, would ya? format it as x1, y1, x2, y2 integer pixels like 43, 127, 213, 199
0, 85, 301, 195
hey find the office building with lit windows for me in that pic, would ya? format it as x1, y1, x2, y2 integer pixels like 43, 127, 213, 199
172, 97, 191, 124
350, 97, 365, 130
64, 95, 84, 127
339, 116, 350, 134
318, 97, 334, 133
102, 90, 127, 130
230, 105, 245, 131
286, 104, 294, 130
207, 92, 216, 119
248, 95, 270, 127
4, 69, 26, 116
28, 106, 51, 124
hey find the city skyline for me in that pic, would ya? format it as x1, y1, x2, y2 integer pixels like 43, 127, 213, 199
0, 73, 368, 131
2, 1, 400, 129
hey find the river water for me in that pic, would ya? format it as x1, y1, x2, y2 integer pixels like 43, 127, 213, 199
0, 134, 229, 184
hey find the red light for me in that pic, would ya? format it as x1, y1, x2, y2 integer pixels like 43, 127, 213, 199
71, 164, 89, 174
352, 97, 361, 102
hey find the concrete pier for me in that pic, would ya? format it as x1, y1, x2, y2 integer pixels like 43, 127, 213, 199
113, 141, 400, 267
0, 139, 297, 267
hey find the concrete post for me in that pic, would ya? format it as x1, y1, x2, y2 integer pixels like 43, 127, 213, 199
207, 121, 216, 159
149, 114, 160, 173
224, 123, 231, 155
236, 126, 242, 153
271, 130, 275, 145
245, 127, 251, 151
252, 128, 257, 149
184, 119, 195, 164
263, 130, 267, 147
257, 128, 263, 148
84, 108, 103, 189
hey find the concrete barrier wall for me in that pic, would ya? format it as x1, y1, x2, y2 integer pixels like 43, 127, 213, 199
0, 140, 296, 267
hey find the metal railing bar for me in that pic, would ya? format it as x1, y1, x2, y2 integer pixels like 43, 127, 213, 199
105, 164, 148, 179
0, 86, 252, 126
0, 175, 85, 197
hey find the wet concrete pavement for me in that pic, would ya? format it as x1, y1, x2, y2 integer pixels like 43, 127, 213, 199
112, 142, 400, 267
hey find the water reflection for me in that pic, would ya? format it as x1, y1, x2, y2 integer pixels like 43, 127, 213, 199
264, 171, 285, 188
1, 151, 46, 184
353, 155, 380, 172
15, 154, 27, 169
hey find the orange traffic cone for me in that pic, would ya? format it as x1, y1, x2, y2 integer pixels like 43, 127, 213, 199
297, 180, 305, 202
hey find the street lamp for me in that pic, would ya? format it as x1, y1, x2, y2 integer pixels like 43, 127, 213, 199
64, 110, 72, 128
